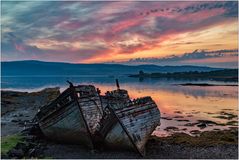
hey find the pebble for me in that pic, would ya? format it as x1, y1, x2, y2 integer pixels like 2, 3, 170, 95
11, 119, 19, 123
197, 123, 207, 129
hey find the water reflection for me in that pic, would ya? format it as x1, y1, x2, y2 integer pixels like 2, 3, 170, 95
1, 76, 238, 136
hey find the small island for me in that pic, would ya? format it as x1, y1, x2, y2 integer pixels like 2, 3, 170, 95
129, 69, 238, 82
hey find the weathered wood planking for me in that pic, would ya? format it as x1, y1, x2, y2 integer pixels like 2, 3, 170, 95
116, 102, 160, 155
97, 96, 160, 156
36, 84, 103, 148
79, 96, 102, 134
36, 81, 161, 156
39, 101, 93, 147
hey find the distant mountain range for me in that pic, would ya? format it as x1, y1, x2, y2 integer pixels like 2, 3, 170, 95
1, 60, 226, 76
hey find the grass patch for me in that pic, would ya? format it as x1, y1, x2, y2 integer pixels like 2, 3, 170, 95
1, 134, 23, 155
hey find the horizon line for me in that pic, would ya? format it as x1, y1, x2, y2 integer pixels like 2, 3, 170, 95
1, 60, 236, 69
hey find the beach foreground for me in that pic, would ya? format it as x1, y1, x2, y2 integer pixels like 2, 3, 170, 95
1, 88, 238, 159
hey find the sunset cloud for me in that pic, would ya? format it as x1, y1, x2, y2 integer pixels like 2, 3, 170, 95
126, 49, 238, 68
1, 1, 238, 67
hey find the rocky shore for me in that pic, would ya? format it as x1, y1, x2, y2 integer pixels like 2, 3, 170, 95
1, 88, 238, 159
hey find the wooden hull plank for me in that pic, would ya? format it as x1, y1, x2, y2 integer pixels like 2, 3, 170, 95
102, 97, 160, 155
39, 101, 94, 147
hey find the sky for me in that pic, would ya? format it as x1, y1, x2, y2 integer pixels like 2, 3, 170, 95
1, 1, 238, 68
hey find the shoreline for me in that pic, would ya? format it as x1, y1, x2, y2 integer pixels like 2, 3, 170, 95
1, 88, 238, 159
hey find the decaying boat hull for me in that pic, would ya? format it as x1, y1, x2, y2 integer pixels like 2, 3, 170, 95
36, 80, 161, 156
36, 84, 103, 148
98, 97, 160, 155
104, 123, 134, 150
78, 96, 102, 134
39, 101, 93, 147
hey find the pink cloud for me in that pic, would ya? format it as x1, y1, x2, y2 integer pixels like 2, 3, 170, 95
14, 43, 26, 52
2, 1, 237, 65
177, 8, 226, 22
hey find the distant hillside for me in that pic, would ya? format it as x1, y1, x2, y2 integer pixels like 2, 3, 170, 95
129, 69, 238, 82
1, 60, 225, 76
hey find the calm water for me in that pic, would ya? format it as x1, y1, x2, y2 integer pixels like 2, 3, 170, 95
1, 76, 238, 136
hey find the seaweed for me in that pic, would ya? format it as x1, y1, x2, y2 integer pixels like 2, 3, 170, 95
149, 128, 238, 146
1, 134, 23, 155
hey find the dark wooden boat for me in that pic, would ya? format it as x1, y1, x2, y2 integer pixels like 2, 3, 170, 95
97, 96, 160, 156
101, 79, 130, 110
35, 82, 103, 148
35, 80, 161, 156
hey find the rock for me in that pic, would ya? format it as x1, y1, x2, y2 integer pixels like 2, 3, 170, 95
8, 148, 24, 158
213, 128, 221, 131
11, 119, 19, 123
18, 121, 25, 126
27, 145, 44, 157
164, 126, 179, 131
15, 142, 29, 153
191, 111, 200, 114
37, 154, 45, 159
173, 116, 184, 118
174, 111, 183, 114
27, 148, 36, 157
34, 147, 43, 156
22, 125, 43, 137
1, 154, 9, 159
161, 117, 173, 120
197, 120, 218, 125
176, 119, 190, 122
204, 112, 214, 115
24, 135, 37, 142
197, 123, 207, 129
184, 122, 199, 127
28, 142, 38, 148
19, 114, 23, 117
190, 130, 201, 135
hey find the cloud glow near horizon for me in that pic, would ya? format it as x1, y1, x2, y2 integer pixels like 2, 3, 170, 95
1, 1, 238, 67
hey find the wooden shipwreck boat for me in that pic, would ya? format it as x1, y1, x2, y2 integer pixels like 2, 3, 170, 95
35, 81, 103, 148
36, 80, 160, 156
97, 80, 160, 156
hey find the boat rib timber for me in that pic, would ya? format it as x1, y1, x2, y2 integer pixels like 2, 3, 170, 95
35, 83, 103, 148
97, 96, 161, 156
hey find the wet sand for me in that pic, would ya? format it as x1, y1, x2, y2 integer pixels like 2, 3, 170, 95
1, 88, 238, 159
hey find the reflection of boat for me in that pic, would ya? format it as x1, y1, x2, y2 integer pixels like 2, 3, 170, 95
35, 82, 103, 148
36, 79, 161, 156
